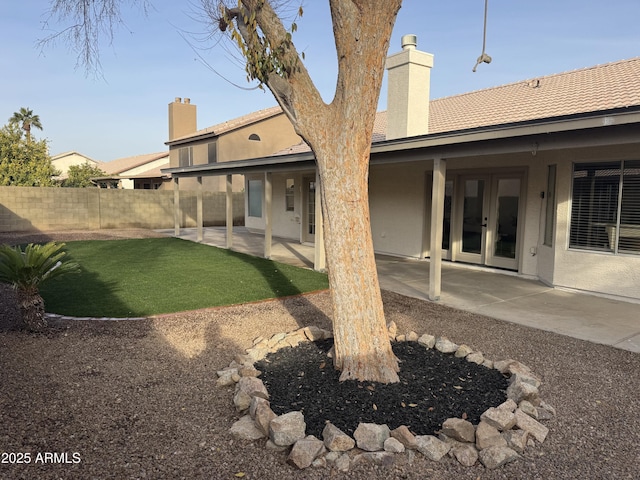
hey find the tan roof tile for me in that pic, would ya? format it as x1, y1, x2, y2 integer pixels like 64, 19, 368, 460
428, 57, 640, 134
102, 152, 169, 175
274, 57, 640, 155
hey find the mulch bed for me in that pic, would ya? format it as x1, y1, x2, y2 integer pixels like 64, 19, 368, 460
257, 339, 508, 438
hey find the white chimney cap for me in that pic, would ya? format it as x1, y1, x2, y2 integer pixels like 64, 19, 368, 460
401, 34, 418, 50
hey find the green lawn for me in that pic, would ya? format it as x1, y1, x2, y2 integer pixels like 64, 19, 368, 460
40, 237, 329, 317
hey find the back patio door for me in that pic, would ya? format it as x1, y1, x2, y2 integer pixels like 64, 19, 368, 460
454, 174, 522, 270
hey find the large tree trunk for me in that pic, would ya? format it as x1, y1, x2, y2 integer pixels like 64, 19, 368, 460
17, 290, 47, 332
316, 141, 400, 383
229, 0, 403, 382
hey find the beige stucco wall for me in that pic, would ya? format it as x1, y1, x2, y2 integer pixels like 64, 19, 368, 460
369, 162, 428, 257
168, 112, 301, 193
51, 153, 101, 177
0, 186, 243, 232
244, 172, 310, 240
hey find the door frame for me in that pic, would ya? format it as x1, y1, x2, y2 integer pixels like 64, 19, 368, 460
453, 172, 525, 270
426, 169, 526, 271
302, 175, 316, 244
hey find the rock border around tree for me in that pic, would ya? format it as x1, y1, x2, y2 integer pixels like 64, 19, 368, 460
219, 323, 554, 472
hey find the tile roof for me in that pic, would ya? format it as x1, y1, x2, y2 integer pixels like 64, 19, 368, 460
169, 106, 283, 143
274, 57, 640, 155
427, 56, 640, 134
102, 152, 169, 175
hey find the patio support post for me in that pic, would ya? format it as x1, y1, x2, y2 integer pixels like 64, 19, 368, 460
429, 157, 447, 301
196, 176, 203, 242
226, 174, 233, 249
314, 169, 326, 271
264, 172, 272, 259
173, 176, 180, 236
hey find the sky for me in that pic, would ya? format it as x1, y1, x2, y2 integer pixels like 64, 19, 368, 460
1, 1, 639, 163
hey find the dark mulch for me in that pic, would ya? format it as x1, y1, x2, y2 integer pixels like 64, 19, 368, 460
256, 339, 508, 438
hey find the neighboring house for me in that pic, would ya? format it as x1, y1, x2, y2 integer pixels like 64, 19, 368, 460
165, 36, 640, 303
164, 98, 301, 192
97, 152, 171, 189
51, 151, 102, 181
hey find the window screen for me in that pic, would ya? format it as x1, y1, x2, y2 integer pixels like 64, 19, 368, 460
207, 142, 217, 163
178, 147, 193, 167
570, 161, 639, 254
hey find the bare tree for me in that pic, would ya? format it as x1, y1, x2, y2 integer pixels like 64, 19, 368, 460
43, 0, 403, 383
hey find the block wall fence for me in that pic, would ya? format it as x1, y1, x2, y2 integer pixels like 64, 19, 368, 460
0, 186, 244, 232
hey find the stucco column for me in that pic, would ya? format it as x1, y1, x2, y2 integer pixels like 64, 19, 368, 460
429, 158, 447, 301
173, 176, 180, 236
264, 172, 272, 259
196, 176, 203, 242
314, 169, 326, 271
226, 174, 233, 249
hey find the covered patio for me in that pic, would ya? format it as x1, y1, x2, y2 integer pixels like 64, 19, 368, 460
157, 226, 640, 353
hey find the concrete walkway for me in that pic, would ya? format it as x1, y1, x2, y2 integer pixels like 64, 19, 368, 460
157, 227, 640, 353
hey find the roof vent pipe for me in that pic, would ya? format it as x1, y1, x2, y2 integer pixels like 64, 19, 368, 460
401, 34, 417, 50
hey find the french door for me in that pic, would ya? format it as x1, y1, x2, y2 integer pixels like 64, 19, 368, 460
454, 174, 523, 270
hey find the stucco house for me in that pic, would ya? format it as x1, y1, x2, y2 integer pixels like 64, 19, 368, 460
165, 36, 640, 303
51, 151, 103, 181
96, 152, 171, 189
164, 98, 301, 192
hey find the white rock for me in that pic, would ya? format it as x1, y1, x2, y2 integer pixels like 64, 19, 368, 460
466, 351, 485, 365
417, 334, 436, 349
354, 423, 390, 452
481, 407, 516, 431
415, 435, 451, 461
390, 425, 417, 450
230, 415, 265, 441
451, 444, 479, 467
478, 446, 520, 469
288, 435, 326, 469
515, 409, 549, 443
441, 418, 476, 443
269, 411, 306, 446
435, 337, 459, 353
322, 422, 355, 452
475, 421, 507, 450
455, 344, 474, 358
384, 437, 405, 453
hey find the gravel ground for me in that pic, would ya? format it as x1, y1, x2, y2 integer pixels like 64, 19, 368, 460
1, 229, 639, 479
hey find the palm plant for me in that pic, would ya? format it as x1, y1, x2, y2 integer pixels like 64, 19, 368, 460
0, 242, 80, 331
9, 107, 43, 142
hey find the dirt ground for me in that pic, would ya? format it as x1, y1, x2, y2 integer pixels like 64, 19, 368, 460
1, 229, 638, 479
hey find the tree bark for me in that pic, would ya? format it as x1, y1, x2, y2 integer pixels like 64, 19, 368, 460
231, 0, 403, 383
17, 290, 47, 332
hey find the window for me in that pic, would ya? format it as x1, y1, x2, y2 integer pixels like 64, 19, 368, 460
570, 161, 640, 254
544, 165, 557, 246
208, 142, 217, 163
248, 179, 263, 217
285, 178, 295, 211
248, 133, 261, 141
178, 147, 193, 167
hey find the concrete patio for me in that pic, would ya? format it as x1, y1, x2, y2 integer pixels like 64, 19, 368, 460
157, 227, 640, 353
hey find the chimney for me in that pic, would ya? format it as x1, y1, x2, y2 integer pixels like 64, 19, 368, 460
385, 34, 434, 140
168, 97, 197, 141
